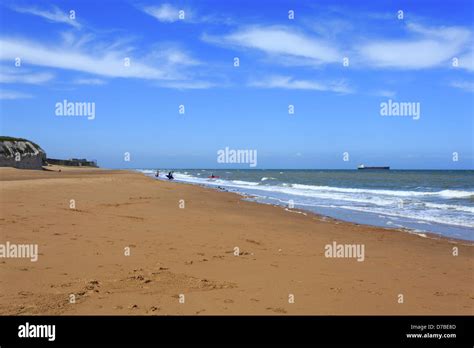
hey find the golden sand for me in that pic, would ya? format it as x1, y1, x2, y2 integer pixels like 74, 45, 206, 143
0, 167, 472, 315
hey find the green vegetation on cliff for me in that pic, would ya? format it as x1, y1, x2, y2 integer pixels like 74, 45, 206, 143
0, 136, 42, 149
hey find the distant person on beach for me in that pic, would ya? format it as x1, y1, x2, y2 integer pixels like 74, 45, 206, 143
155, 170, 159, 177
166, 171, 174, 180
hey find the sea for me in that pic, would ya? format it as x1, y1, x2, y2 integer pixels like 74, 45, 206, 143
137, 169, 474, 242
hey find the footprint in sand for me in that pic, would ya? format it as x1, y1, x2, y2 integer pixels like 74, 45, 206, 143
148, 306, 159, 313
225, 250, 251, 256
18, 291, 33, 297
266, 307, 287, 314
151, 267, 168, 275
85, 280, 100, 292
245, 239, 262, 246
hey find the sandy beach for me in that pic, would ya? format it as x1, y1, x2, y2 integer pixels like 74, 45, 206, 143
0, 167, 472, 315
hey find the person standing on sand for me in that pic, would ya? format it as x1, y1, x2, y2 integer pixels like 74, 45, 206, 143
155, 170, 159, 177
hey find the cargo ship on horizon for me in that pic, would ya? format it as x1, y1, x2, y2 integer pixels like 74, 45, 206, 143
357, 164, 390, 170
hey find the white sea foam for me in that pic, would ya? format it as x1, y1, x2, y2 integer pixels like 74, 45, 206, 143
136, 169, 156, 174
232, 180, 260, 186
423, 202, 474, 213
140, 170, 474, 233
437, 190, 474, 199
337, 205, 474, 228
291, 184, 473, 199
170, 173, 472, 211
173, 172, 194, 179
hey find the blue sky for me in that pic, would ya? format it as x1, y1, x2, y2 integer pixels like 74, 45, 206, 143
0, 0, 473, 169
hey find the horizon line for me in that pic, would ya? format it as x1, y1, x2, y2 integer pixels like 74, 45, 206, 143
113, 167, 474, 171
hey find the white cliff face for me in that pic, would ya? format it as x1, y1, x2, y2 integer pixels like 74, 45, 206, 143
0, 139, 46, 169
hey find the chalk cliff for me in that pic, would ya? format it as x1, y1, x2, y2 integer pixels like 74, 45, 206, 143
0, 137, 46, 169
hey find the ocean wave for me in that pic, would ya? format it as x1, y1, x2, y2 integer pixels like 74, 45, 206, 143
291, 184, 474, 199
136, 169, 156, 174
143, 171, 474, 234
423, 202, 474, 213
231, 180, 260, 186
437, 190, 474, 199
169, 175, 474, 209
173, 172, 194, 179
256, 195, 474, 229
337, 205, 474, 228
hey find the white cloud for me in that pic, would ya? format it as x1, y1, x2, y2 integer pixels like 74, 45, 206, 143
203, 22, 473, 73
0, 34, 213, 89
203, 26, 341, 65
249, 75, 352, 93
141, 4, 229, 24
0, 89, 33, 99
457, 51, 474, 71
372, 89, 396, 98
143, 4, 186, 23
11, 6, 80, 29
73, 78, 106, 85
159, 81, 215, 89
0, 69, 54, 84
450, 81, 474, 92
358, 23, 472, 69
0, 37, 175, 80
145, 47, 201, 66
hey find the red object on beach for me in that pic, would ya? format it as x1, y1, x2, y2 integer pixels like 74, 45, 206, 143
208, 176, 220, 179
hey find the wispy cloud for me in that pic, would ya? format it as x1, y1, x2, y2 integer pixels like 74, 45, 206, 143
249, 75, 352, 93
457, 51, 474, 71
159, 80, 215, 89
142, 4, 187, 23
0, 89, 33, 99
0, 36, 190, 81
203, 20, 473, 72
11, 5, 80, 29
145, 47, 201, 66
357, 23, 472, 69
0, 68, 54, 84
141, 3, 231, 25
371, 89, 397, 98
203, 26, 341, 65
450, 80, 474, 92
73, 78, 106, 85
